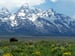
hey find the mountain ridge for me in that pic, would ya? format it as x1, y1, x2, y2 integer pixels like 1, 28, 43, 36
0, 4, 75, 36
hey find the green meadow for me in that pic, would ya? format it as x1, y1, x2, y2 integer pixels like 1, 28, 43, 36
0, 38, 75, 56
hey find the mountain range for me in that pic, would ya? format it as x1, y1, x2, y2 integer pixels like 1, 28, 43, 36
0, 4, 75, 36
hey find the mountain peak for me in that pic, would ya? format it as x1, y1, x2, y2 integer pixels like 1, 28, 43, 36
21, 3, 29, 9
1, 7, 9, 13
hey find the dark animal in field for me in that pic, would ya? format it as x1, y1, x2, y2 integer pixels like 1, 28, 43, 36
10, 38, 18, 42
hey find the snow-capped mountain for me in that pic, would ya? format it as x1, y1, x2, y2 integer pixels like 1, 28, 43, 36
0, 4, 75, 36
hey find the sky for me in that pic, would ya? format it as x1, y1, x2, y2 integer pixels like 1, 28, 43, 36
0, 0, 75, 16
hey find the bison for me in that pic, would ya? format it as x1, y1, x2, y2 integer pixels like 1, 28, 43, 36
10, 37, 18, 42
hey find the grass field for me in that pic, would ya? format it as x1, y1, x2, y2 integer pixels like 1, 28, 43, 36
0, 38, 75, 56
